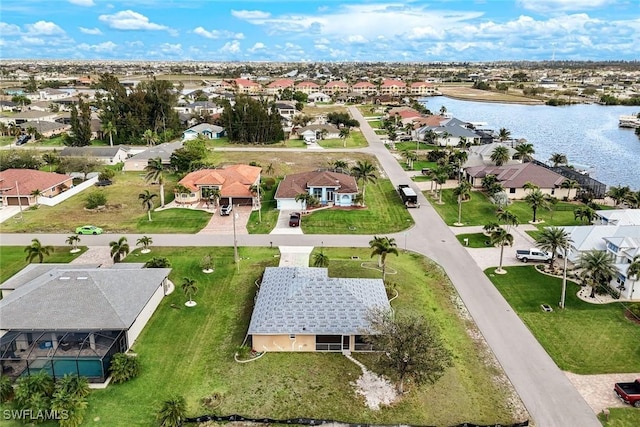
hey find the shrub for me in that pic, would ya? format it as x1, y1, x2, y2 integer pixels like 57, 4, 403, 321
262, 177, 276, 190
108, 353, 140, 384
627, 303, 640, 318
200, 254, 214, 271
144, 257, 171, 268
0, 375, 13, 403
85, 191, 107, 209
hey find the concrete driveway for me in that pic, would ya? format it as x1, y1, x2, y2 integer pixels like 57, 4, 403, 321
197, 205, 252, 235
0, 206, 22, 224
271, 209, 303, 235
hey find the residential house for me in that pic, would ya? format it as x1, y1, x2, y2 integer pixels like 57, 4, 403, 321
176, 164, 261, 206
182, 123, 225, 141
248, 267, 390, 352
0, 101, 18, 112
275, 170, 358, 209
233, 78, 262, 95
296, 124, 340, 143
595, 209, 640, 226
0, 111, 59, 125
409, 81, 439, 96
379, 79, 407, 95
295, 81, 320, 94
463, 143, 519, 168
464, 162, 570, 200
18, 120, 69, 138
122, 141, 183, 172
307, 92, 331, 103
0, 169, 73, 206
323, 80, 349, 95
430, 117, 482, 146
352, 81, 377, 95
0, 263, 171, 382
274, 102, 297, 120
266, 79, 295, 96
26, 88, 69, 102
59, 146, 129, 165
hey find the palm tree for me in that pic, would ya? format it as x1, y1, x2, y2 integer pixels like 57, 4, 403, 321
535, 227, 571, 267
549, 152, 568, 167
333, 160, 348, 172
42, 152, 59, 172
576, 250, 617, 298
523, 181, 539, 193
312, 251, 329, 268
439, 105, 447, 115
294, 193, 316, 210
66, 235, 81, 253
158, 395, 187, 427
181, 277, 198, 305
490, 145, 511, 166
207, 188, 221, 208
524, 189, 550, 223
143, 129, 158, 146
560, 179, 580, 199
369, 236, 399, 280
109, 237, 130, 263
137, 236, 153, 253
433, 170, 448, 204
607, 185, 631, 206
514, 143, 535, 162
264, 162, 275, 176
574, 206, 595, 224
627, 255, 640, 299
145, 157, 165, 207
24, 238, 53, 263
138, 190, 157, 221
339, 127, 350, 147
498, 127, 511, 142
30, 189, 42, 207
350, 160, 378, 207
102, 121, 117, 147
490, 227, 513, 274
496, 209, 519, 231
453, 180, 471, 225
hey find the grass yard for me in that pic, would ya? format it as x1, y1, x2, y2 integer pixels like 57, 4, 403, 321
302, 104, 348, 116
367, 119, 382, 128
246, 180, 280, 234
487, 265, 640, 374
301, 179, 414, 234
74, 246, 520, 426
599, 408, 640, 426
455, 233, 493, 248
0, 136, 15, 146
207, 137, 308, 149
0, 246, 87, 284
317, 131, 368, 148
0, 172, 211, 234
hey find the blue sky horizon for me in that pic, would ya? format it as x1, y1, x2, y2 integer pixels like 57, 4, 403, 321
1, 0, 639, 62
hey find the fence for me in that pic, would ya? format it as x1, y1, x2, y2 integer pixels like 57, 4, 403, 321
37, 177, 98, 207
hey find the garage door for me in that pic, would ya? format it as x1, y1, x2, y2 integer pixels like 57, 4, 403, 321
277, 199, 303, 210
221, 197, 252, 206
6, 197, 30, 206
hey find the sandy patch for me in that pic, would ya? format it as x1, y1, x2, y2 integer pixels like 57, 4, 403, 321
345, 354, 399, 410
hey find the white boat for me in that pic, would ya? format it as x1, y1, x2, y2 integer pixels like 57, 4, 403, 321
619, 114, 640, 128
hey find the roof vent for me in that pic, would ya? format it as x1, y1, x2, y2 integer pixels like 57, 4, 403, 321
77, 277, 88, 280
59, 277, 71, 280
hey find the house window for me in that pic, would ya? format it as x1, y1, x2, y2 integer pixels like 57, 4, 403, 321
289, 334, 295, 339
551, 188, 555, 195
509, 188, 516, 194
312, 188, 322, 198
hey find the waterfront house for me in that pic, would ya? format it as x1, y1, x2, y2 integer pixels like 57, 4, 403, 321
595, 209, 640, 226
275, 170, 358, 209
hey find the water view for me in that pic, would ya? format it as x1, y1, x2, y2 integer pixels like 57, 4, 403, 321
422, 96, 640, 190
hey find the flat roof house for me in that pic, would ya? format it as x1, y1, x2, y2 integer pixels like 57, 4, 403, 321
248, 267, 390, 352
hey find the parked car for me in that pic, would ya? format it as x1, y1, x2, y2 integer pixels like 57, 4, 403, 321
15, 134, 31, 146
397, 184, 420, 208
515, 248, 552, 263
75, 225, 103, 235
94, 179, 113, 187
220, 205, 232, 216
289, 212, 301, 227
614, 378, 640, 407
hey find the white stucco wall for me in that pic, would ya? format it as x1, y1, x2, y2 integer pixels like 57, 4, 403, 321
125, 284, 165, 349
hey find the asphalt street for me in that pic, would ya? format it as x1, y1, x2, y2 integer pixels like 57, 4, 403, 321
0, 106, 601, 427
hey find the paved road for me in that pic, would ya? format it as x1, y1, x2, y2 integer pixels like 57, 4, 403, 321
0, 107, 601, 427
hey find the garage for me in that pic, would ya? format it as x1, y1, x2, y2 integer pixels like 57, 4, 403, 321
5, 196, 31, 206
276, 198, 304, 210
221, 197, 253, 207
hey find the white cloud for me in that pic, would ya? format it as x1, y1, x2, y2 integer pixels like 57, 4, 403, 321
79, 27, 103, 35
99, 10, 173, 33
127, 40, 144, 48
231, 10, 271, 20
79, 41, 117, 52
160, 43, 182, 54
21, 36, 45, 45
220, 40, 241, 54
0, 22, 21, 35
193, 27, 244, 39
346, 35, 368, 44
69, 0, 95, 6
517, 0, 615, 12
25, 21, 65, 36
248, 42, 266, 52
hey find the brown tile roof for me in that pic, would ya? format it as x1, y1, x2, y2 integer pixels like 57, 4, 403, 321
267, 79, 295, 88
234, 78, 260, 87
353, 81, 375, 88
381, 79, 406, 87
275, 171, 358, 199
0, 169, 73, 196
410, 81, 434, 87
413, 115, 448, 127
296, 81, 319, 88
325, 81, 349, 88
178, 165, 261, 196
465, 163, 566, 189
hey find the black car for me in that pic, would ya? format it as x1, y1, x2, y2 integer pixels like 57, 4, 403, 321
94, 179, 113, 187
15, 135, 31, 146
289, 212, 301, 227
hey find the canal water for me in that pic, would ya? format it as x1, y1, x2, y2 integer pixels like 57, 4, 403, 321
421, 96, 640, 190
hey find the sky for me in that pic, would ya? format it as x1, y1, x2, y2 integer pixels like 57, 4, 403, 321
0, 0, 639, 62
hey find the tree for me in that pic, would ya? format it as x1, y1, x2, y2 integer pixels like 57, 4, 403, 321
369, 236, 399, 280
363, 309, 452, 393
30, 188, 42, 207
524, 189, 550, 223
627, 256, 640, 297
433, 170, 448, 204
549, 152, 568, 167
102, 121, 117, 147
574, 206, 595, 224
439, 105, 447, 115
514, 142, 535, 162
333, 159, 348, 172
219, 95, 284, 144
453, 180, 472, 225
490, 227, 513, 273
498, 127, 511, 142
560, 179, 580, 199
143, 129, 158, 147
137, 236, 153, 253
490, 145, 511, 166
0, 375, 13, 403
523, 181, 539, 193
42, 151, 60, 172
607, 185, 631, 206
158, 395, 187, 427
144, 257, 171, 268
312, 250, 329, 268
138, 190, 157, 222
496, 209, 519, 231
14, 371, 54, 414
108, 353, 140, 384
85, 191, 107, 209
145, 157, 166, 207
294, 192, 318, 209
535, 226, 571, 267
24, 238, 53, 263
264, 162, 275, 176
339, 127, 350, 147
576, 250, 617, 298
66, 235, 81, 253
51, 374, 90, 427
350, 160, 378, 207
109, 236, 130, 263
67, 98, 92, 146
181, 277, 198, 305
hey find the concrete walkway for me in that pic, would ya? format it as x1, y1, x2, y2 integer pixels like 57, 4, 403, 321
277, 246, 313, 267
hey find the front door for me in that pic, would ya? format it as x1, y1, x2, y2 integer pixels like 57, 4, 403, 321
342, 335, 350, 351
327, 190, 334, 204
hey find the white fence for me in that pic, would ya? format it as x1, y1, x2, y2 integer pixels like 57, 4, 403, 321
37, 177, 98, 207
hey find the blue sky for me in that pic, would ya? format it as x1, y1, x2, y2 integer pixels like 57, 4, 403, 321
1, 0, 638, 62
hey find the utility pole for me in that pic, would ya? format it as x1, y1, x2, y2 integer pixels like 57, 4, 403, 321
560, 244, 569, 309
231, 196, 239, 266
15, 180, 23, 220
256, 179, 261, 223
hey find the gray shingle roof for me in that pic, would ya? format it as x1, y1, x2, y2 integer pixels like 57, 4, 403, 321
248, 267, 390, 336
126, 141, 183, 162
59, 146, 124, 158
0, 265, 170, 330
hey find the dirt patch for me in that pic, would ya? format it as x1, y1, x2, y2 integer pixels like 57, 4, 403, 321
352, 369, 399, 410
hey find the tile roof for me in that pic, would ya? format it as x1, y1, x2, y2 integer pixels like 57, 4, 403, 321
296, 81, 319, 87
0, 169, 72, 196
465, 162, 565, 189
248, 267, 390, 335
267, 79, 295, 88
352, 81, 375, 88
178, 164, 261, 195
325, 81, 349, 88
233, 78, 260, 87
381, 79, 406, 87
275, 170, 358, 199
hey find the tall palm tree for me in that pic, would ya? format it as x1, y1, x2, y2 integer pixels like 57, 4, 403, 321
138, 190, 157, 222
109, 237, 130, 263
549, 152, 568, 167
42, 152, 59, 172
264, 162, 275, 176
576, 250, 617, 298
524, 189, 550, 223
143, 129, 158, 147
498, 127, 511, 142
350, 160, 378, 207
369, 236, 399, 280
66, 234, 81, 253
514, 143, 535, 162
490, 227, 513, 274
607, 185, 631, 206
145, 157, 165, 207
574, 206, 596, 224
24, 238, 53, 263
102, 121, 117, 147
157, 395, 187, 427
490, 145, 511, 166
627, 255, 640, 299
137, 236, 153, 252
312, 250, 329, 268
535, 226, 571, 267
181, 277, 198, 305
433, 170, 448, 204
496, 209, 519, 231
453, 180, 472, 225
339, 127, 350, 147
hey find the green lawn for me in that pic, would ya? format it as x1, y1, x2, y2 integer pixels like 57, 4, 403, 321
367, 119, 382, 128
206, 137, 307, 149
455, 233, 493, 248
0, 136, 15, 146
599, 408, 640, 427
301, 179, 414, 234
487, 265, 640, 374
317, 131, 368, 148
0, 246, 87, 284
73, 246, 519, 426
246, 181, 280, 234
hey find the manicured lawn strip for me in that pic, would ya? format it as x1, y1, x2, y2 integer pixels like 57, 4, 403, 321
487, 265, 640, 374
247, 181, 279, 234
0, 246, 87, 283
599, 408, 640, 427
301, 179, 414, 234
367, 119, 382, 128
135, 208, 211, 233
317, 131, 368, 148
455, 233, 492, 248
81, 247, 518, 426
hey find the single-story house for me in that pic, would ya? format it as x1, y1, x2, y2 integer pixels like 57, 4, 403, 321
182, 123, 225, 141
296, 124, 340, 143
0, 263, 171, 383
248, 267, 390, 352
464, 162, 571, 200
307, 92, 331, 103
275, 170, 358, 210
176, 164, 261, 206
0, 110, 59, 125
595, 209, 640, 226
274, 102, 297, 120
0, 169, 73, 206
18, 120, 70, 138
59, 146, 129, 165
122, 141, 183, 171
463, 143, 520, 168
